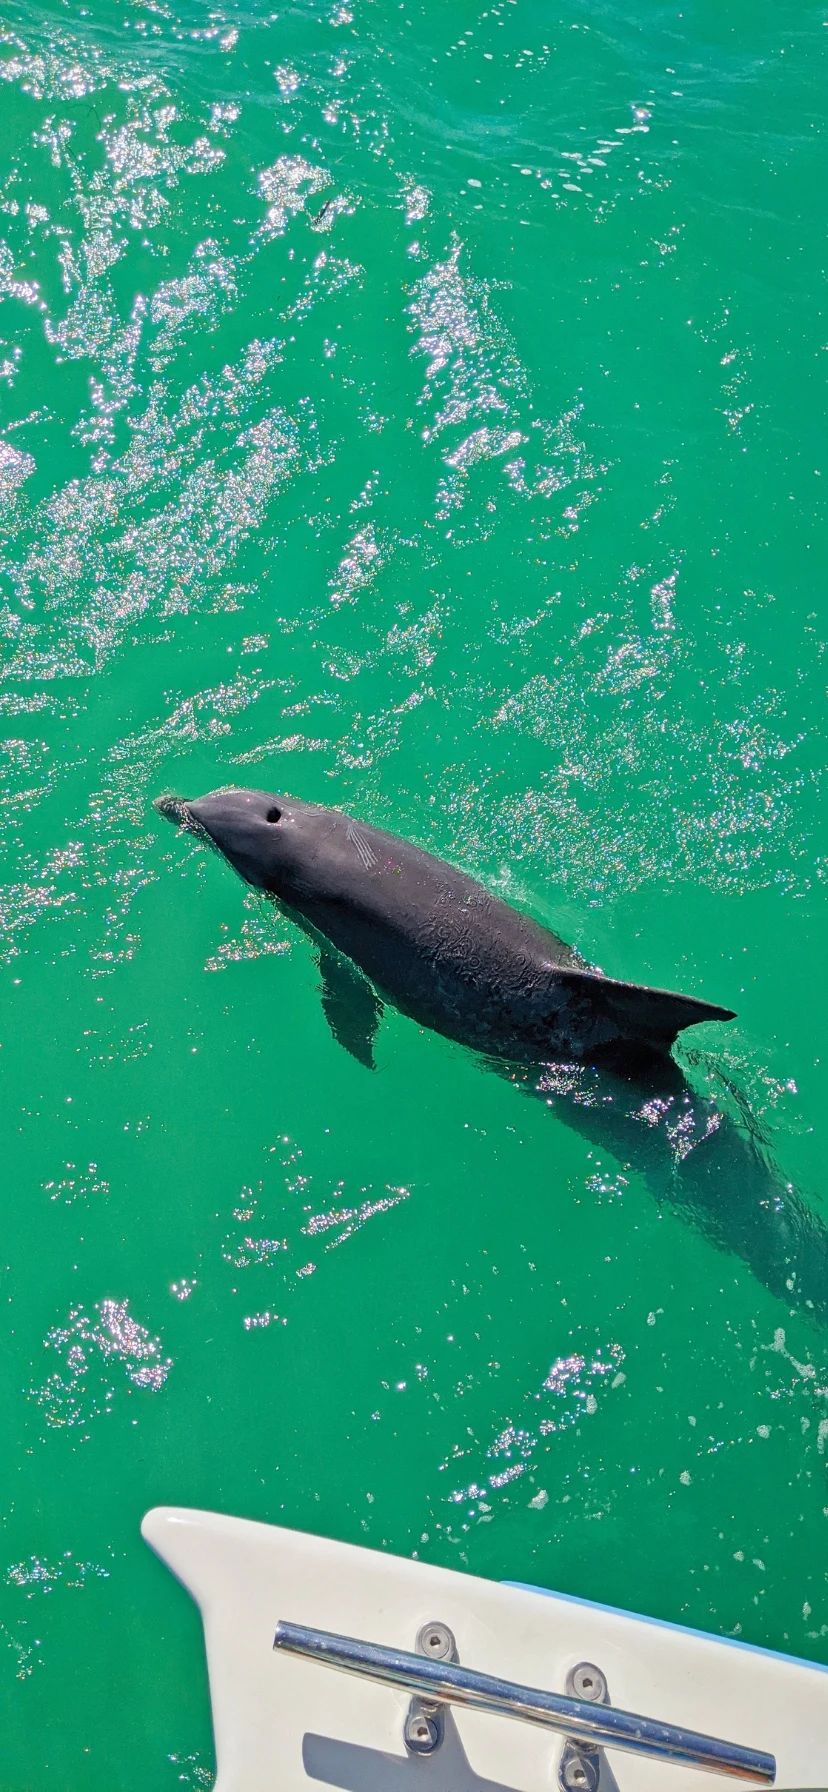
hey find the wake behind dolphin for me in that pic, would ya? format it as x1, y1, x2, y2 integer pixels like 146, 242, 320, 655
155, 787, 734, 1067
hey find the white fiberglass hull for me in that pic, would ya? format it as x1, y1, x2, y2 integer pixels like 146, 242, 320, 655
142, 1506, 828, 1792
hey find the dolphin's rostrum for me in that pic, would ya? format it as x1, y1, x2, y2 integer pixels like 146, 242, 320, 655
156, 786, 734, 1068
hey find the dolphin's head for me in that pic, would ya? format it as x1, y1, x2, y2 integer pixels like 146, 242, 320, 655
154, 787, 331, 900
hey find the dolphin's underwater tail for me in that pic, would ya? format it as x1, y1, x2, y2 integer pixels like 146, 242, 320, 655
513, 1052, 828, 1327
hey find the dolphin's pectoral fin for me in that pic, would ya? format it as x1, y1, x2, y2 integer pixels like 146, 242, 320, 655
317, 948, 383, 1069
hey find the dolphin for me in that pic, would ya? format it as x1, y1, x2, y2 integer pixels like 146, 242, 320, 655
157, 787, 828, 1325
155, 786, 734, 1069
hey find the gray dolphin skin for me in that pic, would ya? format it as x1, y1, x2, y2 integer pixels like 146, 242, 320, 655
156, 786, 735, 1069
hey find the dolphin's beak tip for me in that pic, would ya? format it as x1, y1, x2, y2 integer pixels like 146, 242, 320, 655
154, 793, 191, 825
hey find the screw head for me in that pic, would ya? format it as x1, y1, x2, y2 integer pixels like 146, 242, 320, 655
404, 1711, 439, 1753
569, 1662, 608, 1705
561, 1750, 600, 1792
416, 1621, 456, 1661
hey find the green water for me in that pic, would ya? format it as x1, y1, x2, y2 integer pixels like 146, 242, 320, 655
0, 0, 825, 1782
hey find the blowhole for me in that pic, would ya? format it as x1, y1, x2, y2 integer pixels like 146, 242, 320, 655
266, 807, 282, 824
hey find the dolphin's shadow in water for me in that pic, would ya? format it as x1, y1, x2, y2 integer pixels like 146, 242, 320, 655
495, 1048, 827, 1328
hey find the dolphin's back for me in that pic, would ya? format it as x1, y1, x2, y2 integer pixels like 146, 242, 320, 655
163, 789, 734, 1061
285, 811, 734, 1060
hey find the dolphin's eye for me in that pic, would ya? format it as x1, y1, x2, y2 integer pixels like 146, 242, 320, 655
265, 807, 281, 824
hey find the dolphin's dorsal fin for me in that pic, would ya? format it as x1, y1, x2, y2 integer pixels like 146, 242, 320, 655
317, 947, 383, 1069
553, 968, 736, 1052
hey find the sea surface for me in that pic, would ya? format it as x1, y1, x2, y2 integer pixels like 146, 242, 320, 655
0, 0, 825, 1783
